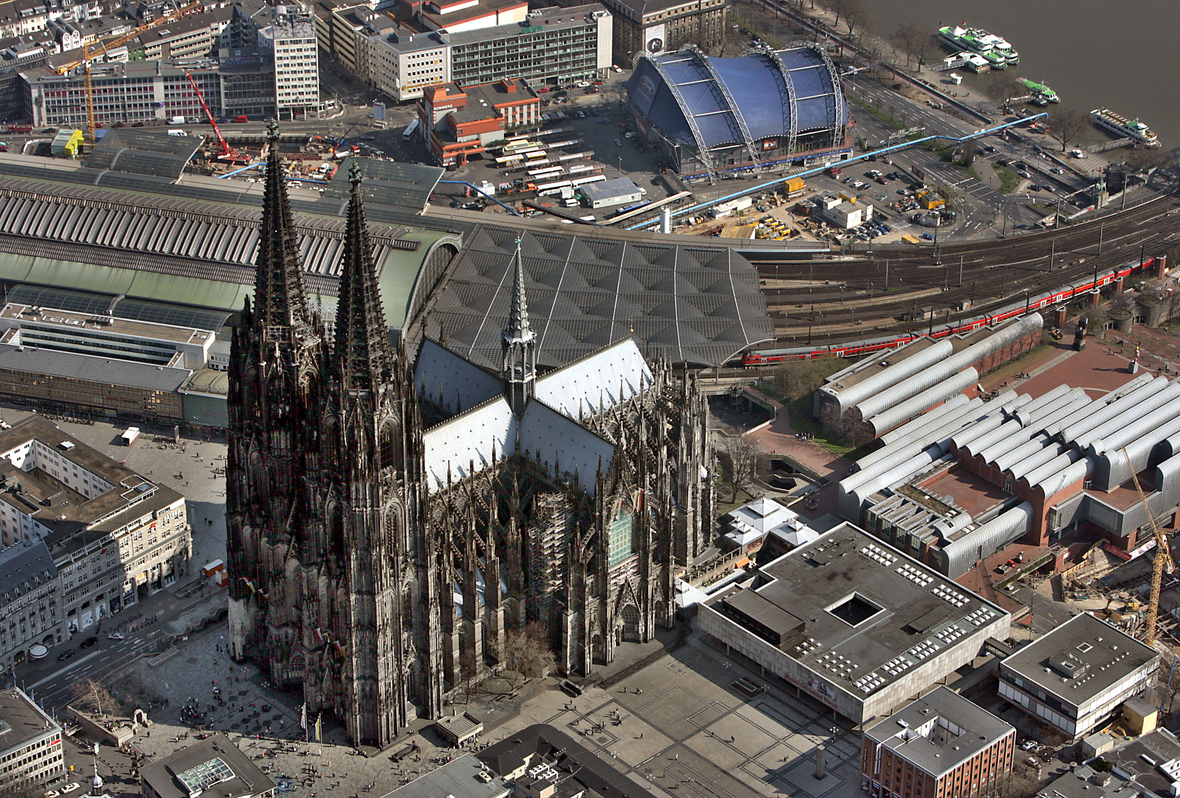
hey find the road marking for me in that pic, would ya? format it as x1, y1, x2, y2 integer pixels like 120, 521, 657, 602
28, 651, 105, 689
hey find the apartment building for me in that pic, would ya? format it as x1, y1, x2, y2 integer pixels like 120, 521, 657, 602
0, 540, 59, 671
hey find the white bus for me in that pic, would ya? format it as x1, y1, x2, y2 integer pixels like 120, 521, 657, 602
402, 118, 420, 141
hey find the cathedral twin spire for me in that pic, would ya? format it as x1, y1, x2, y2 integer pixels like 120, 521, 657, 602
254, 119, 314, 337
252, 122, 390, 390
333, 162, 393, 391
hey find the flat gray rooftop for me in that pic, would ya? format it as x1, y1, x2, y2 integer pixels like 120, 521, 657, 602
706, 523, 1009, 698
1000, 612, 1158, 708
865, 686, 1013, 777
139, 733, 274, 798
0, 687, 60, 756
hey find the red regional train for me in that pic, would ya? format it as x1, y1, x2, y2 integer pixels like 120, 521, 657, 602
741, 259, 1158, 367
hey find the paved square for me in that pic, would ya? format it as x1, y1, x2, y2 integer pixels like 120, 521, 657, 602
685, 730, 748, 770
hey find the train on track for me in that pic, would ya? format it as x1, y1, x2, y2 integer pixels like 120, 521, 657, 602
741, 258, 1160, 366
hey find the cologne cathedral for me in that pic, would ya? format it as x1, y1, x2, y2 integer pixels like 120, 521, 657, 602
227, 126, 714, 747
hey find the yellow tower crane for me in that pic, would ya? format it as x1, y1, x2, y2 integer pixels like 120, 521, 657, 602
1123, 447, 1176, 645
53, 0, 203, 145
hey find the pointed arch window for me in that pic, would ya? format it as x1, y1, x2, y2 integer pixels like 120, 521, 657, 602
380, 418, 402, 471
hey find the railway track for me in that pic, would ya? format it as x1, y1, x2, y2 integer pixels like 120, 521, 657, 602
746, 191, 1180, 355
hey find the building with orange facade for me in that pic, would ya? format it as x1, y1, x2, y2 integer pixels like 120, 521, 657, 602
861, 687, 1015, 798
419, 78, 540, 166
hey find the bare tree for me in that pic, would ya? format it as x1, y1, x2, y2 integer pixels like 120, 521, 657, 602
958, 139, 979, 166
501, 623, 555, 686
843, 0, 872, 40
828, 0, 848, 32
889, 22, 924, 67
1048, 107, 1089, 153
912, 34, 936, 69
723, 436, 760, 502
985, 73, 1023, 106
71, 678, 119, 717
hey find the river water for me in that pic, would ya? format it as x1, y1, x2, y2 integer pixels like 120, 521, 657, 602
858, 0, 1180, 153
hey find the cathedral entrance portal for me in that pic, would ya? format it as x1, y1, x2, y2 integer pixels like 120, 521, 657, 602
621, 605, 641, 643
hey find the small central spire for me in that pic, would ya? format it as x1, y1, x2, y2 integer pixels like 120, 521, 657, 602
501, 233, 536, 415
505, 233, 533, 344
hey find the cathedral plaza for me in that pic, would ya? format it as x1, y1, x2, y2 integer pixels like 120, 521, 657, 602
119, 610, 864, 798
0, 387, 861, 798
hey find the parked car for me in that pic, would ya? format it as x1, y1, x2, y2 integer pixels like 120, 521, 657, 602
79, 636, 98, 649
57, 650, 74, 661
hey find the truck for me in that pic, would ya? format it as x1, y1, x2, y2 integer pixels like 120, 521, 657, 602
783, 176, 806, 198
120, 427, 141, 446
167, 129, 187, 137
169, 115, 185, 125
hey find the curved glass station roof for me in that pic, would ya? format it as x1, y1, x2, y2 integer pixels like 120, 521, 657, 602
628, 45, 848, 151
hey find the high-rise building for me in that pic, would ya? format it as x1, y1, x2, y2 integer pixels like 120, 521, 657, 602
260, 4, 318, 119
227, 123, 712, 747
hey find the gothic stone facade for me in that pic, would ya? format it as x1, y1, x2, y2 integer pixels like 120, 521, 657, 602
226, 127, 713, 748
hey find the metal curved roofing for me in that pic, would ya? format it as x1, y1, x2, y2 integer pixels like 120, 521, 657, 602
627, 44, 847, 151
424, 225, 774, 368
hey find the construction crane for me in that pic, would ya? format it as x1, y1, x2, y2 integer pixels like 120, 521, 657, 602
53, 0, 203, 145
184, 71, 249, 165
1124, 447, 1176, 645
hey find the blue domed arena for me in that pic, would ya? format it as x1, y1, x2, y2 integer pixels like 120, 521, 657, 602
626, 44, 852, 181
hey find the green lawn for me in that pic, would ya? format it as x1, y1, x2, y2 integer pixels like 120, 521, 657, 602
994, 165, 1022, 194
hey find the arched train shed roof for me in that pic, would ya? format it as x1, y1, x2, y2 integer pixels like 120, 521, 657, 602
627, 44, 848, 152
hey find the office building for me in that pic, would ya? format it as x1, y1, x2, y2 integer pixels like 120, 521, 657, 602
327, 4, 610, 104
22, 56, 278, 127
259, 3, 318, 119
0, 687, 64, 792
419, 78, 539, 166
998, 612, 1159, 740
861, 687, 1015, 798
599, 0, 725, 64
0, 415, 190, 630
698, 523, 1011, 725
133, 6, 234, 60
447, 5, 611, 88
